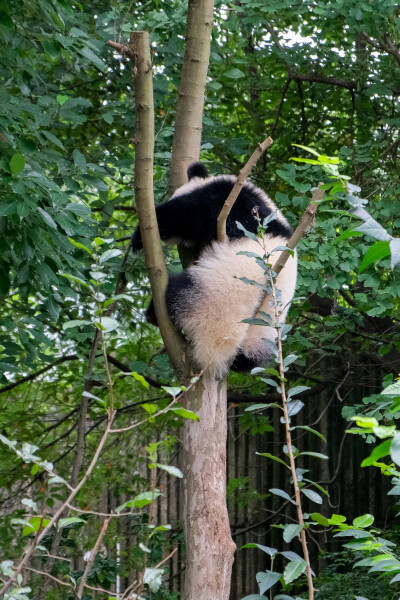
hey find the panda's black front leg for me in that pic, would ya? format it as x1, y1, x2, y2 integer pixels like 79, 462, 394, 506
132, 191, 216, 251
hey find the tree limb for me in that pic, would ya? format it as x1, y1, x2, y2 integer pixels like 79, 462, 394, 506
129, 31, 187, 378
0, 355, 78, 394
361, 32, 400, 67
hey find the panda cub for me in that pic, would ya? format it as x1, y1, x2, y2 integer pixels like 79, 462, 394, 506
132, 162, 297, 377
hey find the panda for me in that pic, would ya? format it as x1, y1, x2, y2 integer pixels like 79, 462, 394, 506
132, 162, 297, 378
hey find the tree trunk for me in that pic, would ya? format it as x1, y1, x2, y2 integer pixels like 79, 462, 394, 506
168, 0, 214, 195
181, 370, 236, 600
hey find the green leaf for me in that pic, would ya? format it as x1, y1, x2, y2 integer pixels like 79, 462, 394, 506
283, 559, 307, 584
292, 144, 320, 157
353, 514, 374, 528
245, 403, 281, 411
359, 241, 391, 273
297, 451, 329, 460
79, 46, 107, 71
102, 112, 114, 124
141, 403, 158, 416
99, 249, 123, 264
310, 512, 330, 527
155, 463, 183, 478
382, 381, 400, 396
37, 207, 57, 229
133, 491, 161, 509
302, 488, 323, 504
42, 130, 65, 150
162, 386, 183, 398
65, 203, 91, 216
72, 149, 86, 169
63, 319, 92, 330
335, 229, 363, 243
390, 434, 400, 466
58, 517, 85, 529
290, 426, 327, 443
169, 407, 199, 420
130, 372, 149, 389
241, 543, 277, 556
9, 153, 25, 174
283, 354, 298, 368
60, 272, 91, 289
283, 524, 303, 543
256, 570, 281, 594
115, 491, 162, 512
350, 415, 379, 428
56, 94, 69, 105
22, 517, 50, 536
223, 68, 245, 79
287, 385, 310, 398
68, 237, 93, 255
257, 452, 290, 469
96, 317, 118, 332
269, 488, 296, 504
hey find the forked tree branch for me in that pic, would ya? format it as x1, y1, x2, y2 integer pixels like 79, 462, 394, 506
216, 136, 274, 242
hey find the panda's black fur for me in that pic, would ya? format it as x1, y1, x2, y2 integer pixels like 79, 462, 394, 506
132, 162, 297, 377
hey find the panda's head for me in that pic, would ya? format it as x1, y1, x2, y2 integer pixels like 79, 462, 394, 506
187, 162, 208, 180
170, 162, 215, 199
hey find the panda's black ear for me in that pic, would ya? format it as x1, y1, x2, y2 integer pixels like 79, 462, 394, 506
187, 162, 208, 180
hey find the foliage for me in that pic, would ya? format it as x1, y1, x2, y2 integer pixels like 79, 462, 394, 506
1, 0, 400, 598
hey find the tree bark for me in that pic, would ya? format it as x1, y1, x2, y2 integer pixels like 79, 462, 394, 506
130, 31, 187, 378
168, 0, 214, 195
167, 2, 236, 598
182, 371, 236, 600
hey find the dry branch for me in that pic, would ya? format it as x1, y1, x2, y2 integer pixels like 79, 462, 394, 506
107, 40, 131, 57
272, 183, 324, 276
216, 136, 274, 242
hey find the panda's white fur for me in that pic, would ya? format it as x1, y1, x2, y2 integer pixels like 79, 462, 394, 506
176, 235, 297, 377
132, 162, 297, 377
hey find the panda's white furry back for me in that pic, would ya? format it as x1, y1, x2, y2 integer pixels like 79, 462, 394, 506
132, 162, 297, 378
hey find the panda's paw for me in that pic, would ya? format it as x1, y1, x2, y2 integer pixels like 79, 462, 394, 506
131, 228, 143, 251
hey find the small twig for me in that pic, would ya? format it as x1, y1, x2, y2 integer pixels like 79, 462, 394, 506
77, 518, 111, 598
107, 40, 132, 58
216, 136, 274, 242
272, 183, 324, 277
23, 567, 71, 588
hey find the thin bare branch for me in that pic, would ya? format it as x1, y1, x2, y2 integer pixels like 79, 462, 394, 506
216, 136, 274, 242
107, 40, 132, 57
77, 518, 111, 598
272, 184, 324, 277
23, 567, 71, 588
0, 355, 77, 394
